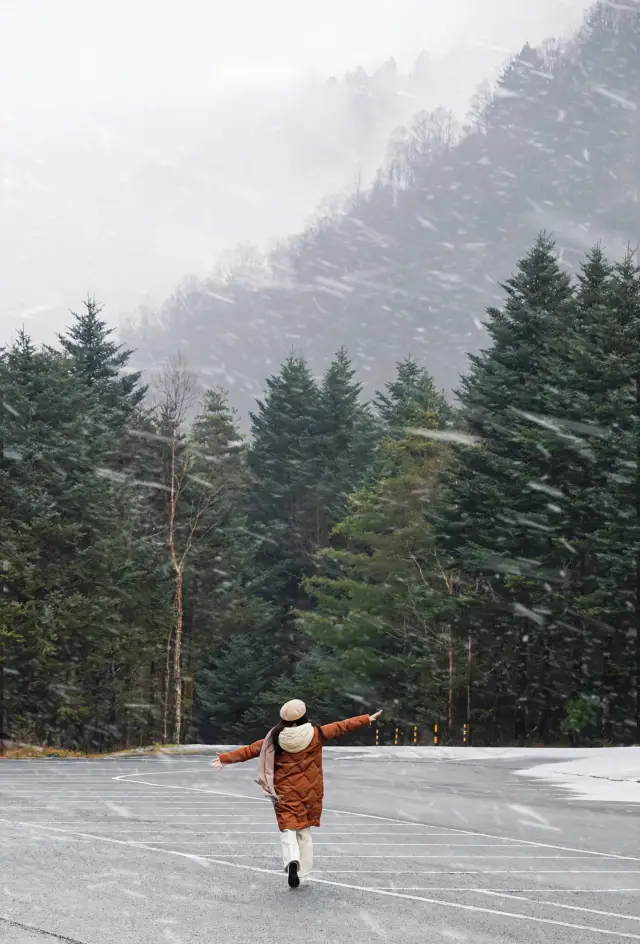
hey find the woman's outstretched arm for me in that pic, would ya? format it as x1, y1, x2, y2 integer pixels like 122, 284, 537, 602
320, 710, 382, 742
211, 739, 264, 767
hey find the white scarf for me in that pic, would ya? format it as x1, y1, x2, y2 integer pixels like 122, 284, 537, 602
278, 722, 315, 754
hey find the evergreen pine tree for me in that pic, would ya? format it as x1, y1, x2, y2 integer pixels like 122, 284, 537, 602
537, 248, 640, 741
434, 235, 575, 740
592, 250, 640, 741
59, 296, 147, 424
299, 366, 453, 725
240, 648, 366, 739
374, 357, 453, 431
503, 245, 640, 742
0, 331, 171, 748
316, 347, 376, 531
183, 389, 272, 739
196, 635, 268, 743
246, 354, 324, 617
201, 351, 378, 737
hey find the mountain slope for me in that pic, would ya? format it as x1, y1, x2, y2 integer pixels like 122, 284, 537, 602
130, 1, 639, 417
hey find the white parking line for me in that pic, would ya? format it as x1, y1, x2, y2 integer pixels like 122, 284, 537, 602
114, 769, 640, 863
315, 870, 640, 875
368, 888, 640, 893
3, 817, 639, 941
307, 875, 640, 940
194, 854, 613, 859
476, 890, 640, 923
23, 829, 458, 835
1, 818, 279, 824
129, 841, 530, 847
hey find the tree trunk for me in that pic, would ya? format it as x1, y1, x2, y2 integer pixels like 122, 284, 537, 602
448, 641, 453, 736
166, 437, 179, 744
0, 639, 5, 755
173, 571, 184, 745
515, 628, 529, 741
467, 632, 472, 739
162, 630, 172, 744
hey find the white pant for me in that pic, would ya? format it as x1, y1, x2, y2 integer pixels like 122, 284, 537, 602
280, 828, 313, 878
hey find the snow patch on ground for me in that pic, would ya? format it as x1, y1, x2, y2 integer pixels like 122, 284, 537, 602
516, 746, 640, 804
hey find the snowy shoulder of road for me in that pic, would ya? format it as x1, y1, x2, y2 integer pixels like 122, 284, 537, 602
380, 745, 640, 804
514, 746, 640, 804
339, 746, 640, 804
364, 745, 640, 804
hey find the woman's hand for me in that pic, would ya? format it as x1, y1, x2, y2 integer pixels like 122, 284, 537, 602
211, 755, 225, 769
369, 709, 383, 723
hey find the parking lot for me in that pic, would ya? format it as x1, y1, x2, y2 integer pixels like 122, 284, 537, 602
1, 753, 639, 943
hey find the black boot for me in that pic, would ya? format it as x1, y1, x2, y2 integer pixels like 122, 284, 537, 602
287, 861, 300, 889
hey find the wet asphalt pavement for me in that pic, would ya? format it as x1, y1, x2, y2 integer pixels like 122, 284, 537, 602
1, 750, 639, 943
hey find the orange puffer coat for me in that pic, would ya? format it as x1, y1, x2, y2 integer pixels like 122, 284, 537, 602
219, 715, 370, 831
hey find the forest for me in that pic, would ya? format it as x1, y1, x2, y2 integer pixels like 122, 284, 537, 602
1, 234, 638, 750
1, 0, 638, 751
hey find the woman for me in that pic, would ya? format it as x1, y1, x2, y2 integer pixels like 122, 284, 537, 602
212, 700, 382, 888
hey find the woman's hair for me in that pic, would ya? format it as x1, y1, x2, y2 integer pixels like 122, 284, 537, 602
272, 714, 311, 751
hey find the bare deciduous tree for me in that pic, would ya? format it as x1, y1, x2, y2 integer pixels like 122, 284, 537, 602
152, 355, 224, 744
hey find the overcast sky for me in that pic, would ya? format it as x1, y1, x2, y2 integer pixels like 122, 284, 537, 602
1, 0, 593, 342
1, 0, 592, 101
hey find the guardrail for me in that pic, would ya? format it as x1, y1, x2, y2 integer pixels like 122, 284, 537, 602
374, 723, 471, 746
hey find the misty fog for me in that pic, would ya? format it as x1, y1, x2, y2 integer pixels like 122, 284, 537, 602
1, 0, 593, 344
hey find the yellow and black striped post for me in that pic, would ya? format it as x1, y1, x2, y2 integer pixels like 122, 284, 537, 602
394, 727, 400, 746
413, 725, 418, 745
375, 725, 380, 746
463, 723, 470, 745
433, 723, 439, 746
